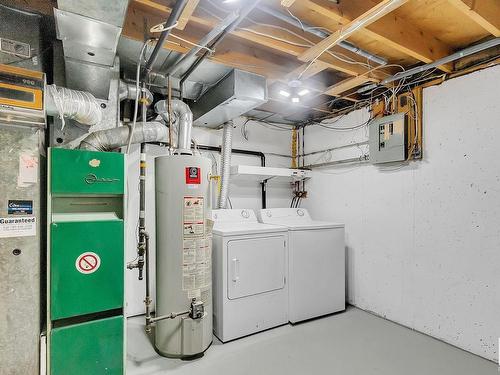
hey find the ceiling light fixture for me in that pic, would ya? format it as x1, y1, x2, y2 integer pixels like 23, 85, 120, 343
279, 90, 291, 97
291, 97, 300, 103
298, 89, 309, 96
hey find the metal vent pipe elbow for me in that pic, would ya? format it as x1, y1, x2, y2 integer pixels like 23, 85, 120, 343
119, 80, 153, 104
155, 99, 193, 154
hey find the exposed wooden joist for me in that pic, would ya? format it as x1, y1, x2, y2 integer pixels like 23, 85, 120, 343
447, 0, 500, 37
281, 0, 297, 7
285, 61, 329, 81
323, 75, 377, 96
131, 0, 387, 81
176, 0, 200, 30
123, 5, 293, 79
298, 0, 410, 62
296, 0, 454, 72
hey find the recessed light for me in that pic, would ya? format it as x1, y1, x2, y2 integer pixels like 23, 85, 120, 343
298, 89, 309, 96
291, 97, 300, 103
279, 90, 291, 97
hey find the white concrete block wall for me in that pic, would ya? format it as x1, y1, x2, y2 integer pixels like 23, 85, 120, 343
302, 65, 500, 362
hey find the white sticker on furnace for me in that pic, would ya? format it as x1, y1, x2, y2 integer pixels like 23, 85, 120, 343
75, 252, 101, 274
0, 216, 36, 238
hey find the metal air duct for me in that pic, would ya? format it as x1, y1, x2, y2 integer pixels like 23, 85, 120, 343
191, 69, 268, 128
78, 122, 167, 151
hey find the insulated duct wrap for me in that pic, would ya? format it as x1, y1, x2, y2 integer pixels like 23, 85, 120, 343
218, 121, 233, 209
79, 122, 167, 151
155, 99, 193, 153
46, 84, 103, 128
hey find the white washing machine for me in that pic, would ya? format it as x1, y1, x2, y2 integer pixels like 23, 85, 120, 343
257, 208, 345, 323
211, 209, 288, 342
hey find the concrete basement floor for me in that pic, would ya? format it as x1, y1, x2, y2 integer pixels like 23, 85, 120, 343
127, 306, 497, 375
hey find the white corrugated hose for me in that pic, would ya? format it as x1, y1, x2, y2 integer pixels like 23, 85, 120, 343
46, 84, 103, 130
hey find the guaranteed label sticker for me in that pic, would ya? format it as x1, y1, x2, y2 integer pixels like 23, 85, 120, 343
0, 216, 36, 238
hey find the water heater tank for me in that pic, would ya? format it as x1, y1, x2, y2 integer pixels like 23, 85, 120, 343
155, 154, 213, 358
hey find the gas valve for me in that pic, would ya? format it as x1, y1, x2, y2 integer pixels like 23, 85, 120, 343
190, 299, 204, 319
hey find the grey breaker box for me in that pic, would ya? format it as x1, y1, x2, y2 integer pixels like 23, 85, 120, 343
369, 113, 408, 164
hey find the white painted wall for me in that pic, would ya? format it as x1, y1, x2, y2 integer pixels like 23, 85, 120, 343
302, 65, 500, 362
125, 117, 294, 316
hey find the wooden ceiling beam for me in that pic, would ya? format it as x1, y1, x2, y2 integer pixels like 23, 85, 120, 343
447, 0, 500, 37
176, 0, 200, 30
131, 0, 386, 80
295, 0, 454, 72
298, 0, 410, 62
285, 61, 329, 81
323, 75, 378, 96
123, 5, 293, 79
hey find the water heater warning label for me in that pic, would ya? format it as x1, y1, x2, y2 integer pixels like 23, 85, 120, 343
182, 197, 212, 296
183, 197, 204, 223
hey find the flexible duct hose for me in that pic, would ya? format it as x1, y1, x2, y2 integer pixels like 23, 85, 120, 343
218, 121, 233, 209
46, 84, 103, 129
78, 122, 167, 151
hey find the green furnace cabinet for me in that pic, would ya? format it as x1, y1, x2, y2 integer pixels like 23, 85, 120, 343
47, 148, 125, 375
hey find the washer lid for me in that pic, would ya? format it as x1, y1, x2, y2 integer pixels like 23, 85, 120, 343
257, 208, 344, 230
283, 221, 344, 231
212, 222, 288, 236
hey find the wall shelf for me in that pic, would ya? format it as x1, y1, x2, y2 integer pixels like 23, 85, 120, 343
230, 165, 311, 183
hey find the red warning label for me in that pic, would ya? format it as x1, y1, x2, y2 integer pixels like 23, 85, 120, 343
185, 167, 201, 184
75, 252, 101, 274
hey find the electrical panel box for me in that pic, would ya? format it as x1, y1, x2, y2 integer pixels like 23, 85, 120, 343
369, 113, 408, 164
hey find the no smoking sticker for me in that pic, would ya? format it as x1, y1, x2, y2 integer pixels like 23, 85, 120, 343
75, 252, 101, 274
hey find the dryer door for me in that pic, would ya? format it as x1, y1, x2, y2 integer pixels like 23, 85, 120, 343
227, 235, 286, 300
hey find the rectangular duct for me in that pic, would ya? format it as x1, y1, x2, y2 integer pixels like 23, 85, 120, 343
191, 69, 268, 128
54, 0, 128, 99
